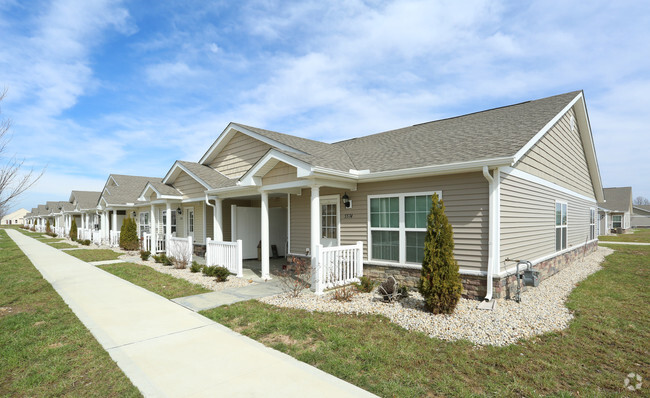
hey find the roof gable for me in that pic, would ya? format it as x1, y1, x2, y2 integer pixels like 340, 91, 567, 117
599, 187, 633, 212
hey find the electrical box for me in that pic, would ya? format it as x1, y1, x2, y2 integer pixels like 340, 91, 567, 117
523, 269, 540, 287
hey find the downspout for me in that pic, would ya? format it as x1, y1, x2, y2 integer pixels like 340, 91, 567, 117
482, 166, 496, 301
204, 194, 218, 241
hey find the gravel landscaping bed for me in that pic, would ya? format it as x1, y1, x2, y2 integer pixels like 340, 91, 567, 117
116, 252, 254, 292
260, 246, 613, 346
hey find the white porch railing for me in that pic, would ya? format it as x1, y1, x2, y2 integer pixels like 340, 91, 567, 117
205, 238, 243, 277
92, 230, 102, 245
79, 228, 92, 241
109, 230, 121, 247
167, 236, 193, 263
313, 241, 364, 295
142, 233, 152, 252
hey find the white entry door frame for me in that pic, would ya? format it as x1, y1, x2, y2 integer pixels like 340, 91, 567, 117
320, 195, 340, 247
185, 207, 194, 240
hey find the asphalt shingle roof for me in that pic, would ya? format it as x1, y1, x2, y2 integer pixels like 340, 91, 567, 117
230, 91, 581, 173
177, 161, 237, 190
599, 187, 633, 212
102, 174, 161, 205
70, 191, 101, 210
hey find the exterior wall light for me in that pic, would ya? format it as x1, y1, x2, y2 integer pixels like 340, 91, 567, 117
177, 207, 182, 215
342, 193, 352, 208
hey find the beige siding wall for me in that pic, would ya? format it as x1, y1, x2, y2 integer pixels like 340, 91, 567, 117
515, 108, 595, 199
205, 203, 214, 240
262, 162, 297, 185
176, 202, 205, 244
173, 171, 206, 198
290, 172, 489, 272
500, 171, 595, 272
209, 132, 272, 178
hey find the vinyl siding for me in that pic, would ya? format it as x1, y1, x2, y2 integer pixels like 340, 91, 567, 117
173, 171, 206, 198
515, 108, 595, 199
500, 170, 595, 272
209, 132, 272, 178
262, 162, 297, 185
289, 172, 489, 272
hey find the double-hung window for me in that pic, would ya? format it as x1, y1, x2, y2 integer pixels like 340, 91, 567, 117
555, 201, 568, 251
612, 215, 622, 229
369, 191, 440, 265
589, 208, 595, 240
160, 210, 177, 234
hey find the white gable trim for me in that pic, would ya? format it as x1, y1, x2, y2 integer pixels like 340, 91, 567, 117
501, 166, 597, 203
199, 122, 307, 165
108, 175, 119, 186
138, 182, 183, 202
162, 161, 212, 190
239, 149, 313, 187
512, 92, 582, 164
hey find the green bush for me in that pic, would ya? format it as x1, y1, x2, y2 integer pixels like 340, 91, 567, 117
213, 266, 230, 282
190, 261, 203, 273
119, 217, 139, 251
202, 265, 216, 276
354, 276, 377, 293
140, 250, 151, 261
152, 253, 172, 266
82, 239, 91, 246
69, 219, 78, 241
418, 193, 463, 314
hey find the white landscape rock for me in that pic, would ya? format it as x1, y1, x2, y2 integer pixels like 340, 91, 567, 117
260, 246, 614, 346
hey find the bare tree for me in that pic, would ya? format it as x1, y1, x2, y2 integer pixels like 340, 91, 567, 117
0, 88, 45, 216
634, 196, 650, 205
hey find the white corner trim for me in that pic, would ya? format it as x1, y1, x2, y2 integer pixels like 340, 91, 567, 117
512, 92, 582, 164
501, 166, 597, 203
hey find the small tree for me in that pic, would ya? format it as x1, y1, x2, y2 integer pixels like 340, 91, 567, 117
45, 219, 51, 234
120, 217, 139, 251
418, 193, 463, 314
69, 219, 78, 241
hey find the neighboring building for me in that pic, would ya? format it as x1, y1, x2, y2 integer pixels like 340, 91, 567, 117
598, 187, 633, 234
1, 208, 28, 225
130, 90, 603, 300
632, 205, 650, 228
23, 90, 605, 302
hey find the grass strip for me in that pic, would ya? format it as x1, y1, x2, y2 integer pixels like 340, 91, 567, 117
202, 245, 649, 397
48, 242, 77, 249
0, 230, 141, 397
66, 249, 122, 262
98, 262, 210, 299
599, 228, 650, 243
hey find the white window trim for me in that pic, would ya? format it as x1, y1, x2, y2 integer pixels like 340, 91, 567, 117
555, 200, 568, 251
138, 211, 150, 238
612, 214, 622, 229
368, 190, 442, 266
589, 208, 596, 240
184, 206, 195, 236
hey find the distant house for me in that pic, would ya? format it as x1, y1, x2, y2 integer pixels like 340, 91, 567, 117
632, 205, 650, 228
598, 187, 633, 234
1, 208, 28, 225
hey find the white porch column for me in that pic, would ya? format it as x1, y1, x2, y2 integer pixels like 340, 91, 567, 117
310, 185, 321, 287
112, 210, 117, 240
215, 198, 223, 241
150, 205, 157, 253
165, 203, 171, 255
261, 191, 270, 280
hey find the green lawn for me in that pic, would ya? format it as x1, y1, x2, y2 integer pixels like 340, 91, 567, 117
98, 263, 210, 299
0, 230, 141, 397
66, 249, 122, 262
48, 242, 77, 249
599, 228, 650, 243
202, 245, 650, 397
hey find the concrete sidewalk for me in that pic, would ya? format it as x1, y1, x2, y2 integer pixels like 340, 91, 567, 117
7, 230, 376, 398
173, 279, 285, 312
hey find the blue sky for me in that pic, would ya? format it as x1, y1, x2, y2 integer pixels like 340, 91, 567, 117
1, 0, 649, 213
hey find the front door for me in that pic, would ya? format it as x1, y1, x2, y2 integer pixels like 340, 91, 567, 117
186, 208, 194, 240
320, 196, 339, 247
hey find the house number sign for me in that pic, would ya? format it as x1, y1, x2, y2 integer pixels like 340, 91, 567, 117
344, 214, 353, 219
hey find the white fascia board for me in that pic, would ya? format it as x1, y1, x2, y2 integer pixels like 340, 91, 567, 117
161, 161, 181, 185
204, 186, 260, 198
512, 92, 582, 164
355, 157, 514, 183
181, 196, 210, 203
162, 161, 212, 190
138, 183, 160, 201
198, 122, 307, 165
239, 149, 313, 186
575, 95, 605, 203
108, 175, 119, 187
501, 166, 597, 203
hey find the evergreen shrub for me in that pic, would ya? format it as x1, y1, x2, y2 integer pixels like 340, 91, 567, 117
120, 217, 139, 251
69, 219, 78, 241
418, 193, 463, 314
